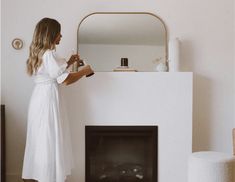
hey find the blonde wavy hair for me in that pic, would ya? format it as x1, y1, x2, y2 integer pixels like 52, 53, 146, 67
27, 18, 61, 76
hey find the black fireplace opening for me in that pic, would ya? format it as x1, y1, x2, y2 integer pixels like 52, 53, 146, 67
85, 126, 158, 182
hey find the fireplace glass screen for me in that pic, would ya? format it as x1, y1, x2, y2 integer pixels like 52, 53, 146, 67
85, 126, 158, 182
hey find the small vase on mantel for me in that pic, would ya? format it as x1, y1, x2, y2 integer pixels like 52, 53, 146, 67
168, 38, 180, 72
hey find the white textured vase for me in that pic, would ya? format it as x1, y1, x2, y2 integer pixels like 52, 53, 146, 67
188, 151, 235, 182
168, 38, 180, 72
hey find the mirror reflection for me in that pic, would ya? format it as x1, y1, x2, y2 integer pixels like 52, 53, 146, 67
77, 13, 167, 72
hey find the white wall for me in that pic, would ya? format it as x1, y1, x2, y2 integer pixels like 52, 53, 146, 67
1, 0, 234, 180
0, 0, 2, 105
234, 0, 235, 128
0, 0, 2, 175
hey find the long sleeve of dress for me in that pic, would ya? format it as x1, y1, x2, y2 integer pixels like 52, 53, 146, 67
43, 50, 69, 84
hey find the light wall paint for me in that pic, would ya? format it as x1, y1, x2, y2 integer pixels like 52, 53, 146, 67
0, 0, 1, 105
1, 0, 234, 180
234, 0, 235, 127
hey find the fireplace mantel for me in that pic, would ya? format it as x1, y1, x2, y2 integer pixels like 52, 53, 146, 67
64, 72, 193, 182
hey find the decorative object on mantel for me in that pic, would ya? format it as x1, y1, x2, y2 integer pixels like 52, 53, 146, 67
77, 12, 168, 72
12, 38, 23, 50
156, 62, 167, 72
113, 67, 138, 72
168, 38, 180, 72
113, 58, 137, 72
153, 57, 167, 72
121, 58, 128, 67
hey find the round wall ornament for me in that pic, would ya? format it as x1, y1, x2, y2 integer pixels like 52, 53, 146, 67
12, 38, 23, 50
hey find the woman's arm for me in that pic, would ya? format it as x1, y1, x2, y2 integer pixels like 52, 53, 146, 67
63, 65, 93, 85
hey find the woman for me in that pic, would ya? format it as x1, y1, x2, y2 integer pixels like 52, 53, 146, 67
22, 17, 93, 182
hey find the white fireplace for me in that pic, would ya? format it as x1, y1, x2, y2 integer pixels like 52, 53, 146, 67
64, 72, 192, 182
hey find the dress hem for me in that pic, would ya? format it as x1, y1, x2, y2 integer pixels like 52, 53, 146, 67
22, 170, 72, 182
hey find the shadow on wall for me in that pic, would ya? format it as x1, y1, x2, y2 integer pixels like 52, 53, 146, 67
192, 74, 213, 151
180, 40, 213, 151
5, 104, 28, 182
179, 39, 195, 72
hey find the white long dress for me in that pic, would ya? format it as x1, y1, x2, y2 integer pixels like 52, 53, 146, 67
22, 50, 73, 182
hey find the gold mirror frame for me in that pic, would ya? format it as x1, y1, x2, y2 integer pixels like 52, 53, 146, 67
77, 12, 168, 70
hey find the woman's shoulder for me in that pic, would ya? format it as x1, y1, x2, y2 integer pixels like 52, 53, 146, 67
43, 49, 55, 56
42, 49, 56, 61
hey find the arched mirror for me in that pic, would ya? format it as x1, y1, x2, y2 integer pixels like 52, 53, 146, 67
77, 12, 168, 72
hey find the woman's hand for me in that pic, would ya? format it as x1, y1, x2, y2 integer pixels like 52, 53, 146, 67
63, 65, 94, 85
67, 54, 80, 67
81, 65, 94, 76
